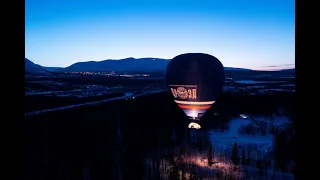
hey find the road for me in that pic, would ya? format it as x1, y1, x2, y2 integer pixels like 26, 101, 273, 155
25, 89, 85, 96
26, 89, 167, 116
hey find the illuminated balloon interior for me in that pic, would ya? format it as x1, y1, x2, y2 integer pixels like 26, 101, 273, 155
174, 100, 215, 120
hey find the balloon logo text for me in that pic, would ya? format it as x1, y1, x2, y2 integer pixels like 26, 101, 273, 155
170, 85, 197, 100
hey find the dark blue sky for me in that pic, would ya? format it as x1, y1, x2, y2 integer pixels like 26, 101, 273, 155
25, 0, 294, 70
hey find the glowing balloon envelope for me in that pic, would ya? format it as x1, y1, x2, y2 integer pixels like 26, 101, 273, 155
166, 53, 225, 120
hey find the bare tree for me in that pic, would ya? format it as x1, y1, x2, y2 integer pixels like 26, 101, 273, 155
231, 141, 240, 166
208, 142, 213, 166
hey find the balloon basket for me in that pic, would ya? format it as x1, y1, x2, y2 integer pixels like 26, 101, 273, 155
188, 122, 201, 129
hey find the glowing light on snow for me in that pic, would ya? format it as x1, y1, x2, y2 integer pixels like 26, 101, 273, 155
240, 114, 249, 118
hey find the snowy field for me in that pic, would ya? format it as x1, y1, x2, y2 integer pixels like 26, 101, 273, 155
209, 114, 292, 153
280, 84, 295, 87
210, 118, 273, 153
236, 80, 286, 84
170, 114, 294, 179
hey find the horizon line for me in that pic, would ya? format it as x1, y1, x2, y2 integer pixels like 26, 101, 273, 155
25, 57, 295, 71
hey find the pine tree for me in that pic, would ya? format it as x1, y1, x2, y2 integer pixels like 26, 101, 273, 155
256, 158, 261, 169
147, 166, 152, 180
189, 165, 198, 180
168, 164, 180, 180
208, 142, 213, 166
198, 133, 204, 151
274, 131, 288, 173
241, 149, 246, 165
231, 141, 239, 165
271, 170, 276, 180
246, 149, 251, 165
181, 171, 187, 180
292, 164, 296, 176
189, 171, 198, 180
256, 158, 263, 179
215, 169, 222, 179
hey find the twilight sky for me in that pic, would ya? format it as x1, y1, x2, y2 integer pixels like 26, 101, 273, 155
25, 0, 294, 70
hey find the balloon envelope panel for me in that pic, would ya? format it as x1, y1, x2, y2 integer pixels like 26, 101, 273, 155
166, 53, 225, 119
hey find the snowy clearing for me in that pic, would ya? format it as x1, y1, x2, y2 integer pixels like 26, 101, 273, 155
209, 115, 292, 153
236, 80, 285, 84
210, 118, 274, 151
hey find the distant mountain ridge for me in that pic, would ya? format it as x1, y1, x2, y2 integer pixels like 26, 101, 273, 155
26, 57, 295, 74
25, 58, 52, 75
40, 57, 253, 73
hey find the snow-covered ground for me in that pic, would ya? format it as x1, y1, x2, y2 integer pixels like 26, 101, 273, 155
25, 89, 84, 96
236, 80, 285, 84
168, 115, 294, 179
26, 89, 167, 116
209, 118, 274, 152
280, 84, 295, 87
276, 77, 295, 79
209, 114, 292, 153
173, 154, 294, 180
222, 81, 294, 94
144, 114, 294, 179
268, 89, 295, 92
245, 85, 266, 89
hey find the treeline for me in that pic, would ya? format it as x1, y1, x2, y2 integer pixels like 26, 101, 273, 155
163, 138, 293, 180
25, 81, 77, 91
238, 121, 293, 137
238, 122, 268, 136
273, 127, 295, 174
25, 92, 124, 112
24, 91, 294, 180
26, 76, 166, 88
199, 91, 294, 132
213, 91, 294, 118
225, 69, 295, 79
24, 92, 188, 180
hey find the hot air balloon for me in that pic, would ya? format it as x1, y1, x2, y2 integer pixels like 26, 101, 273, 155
166, 53, 225, 122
